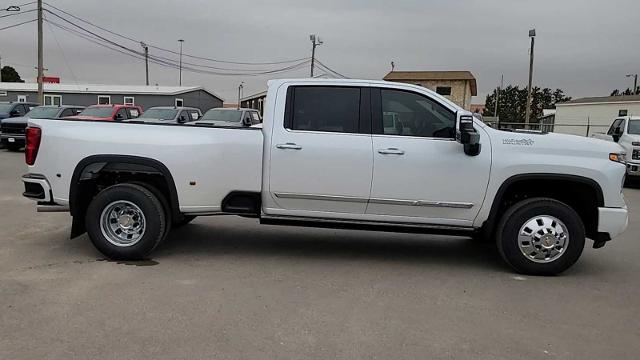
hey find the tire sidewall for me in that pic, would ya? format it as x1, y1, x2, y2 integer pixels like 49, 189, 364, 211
86, 184, 166, 260
497, 198, 585, 276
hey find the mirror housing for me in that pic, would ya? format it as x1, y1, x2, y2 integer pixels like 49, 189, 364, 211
177, 116, 188, 124
456, 111, 481, 156
242, 117, 252, 127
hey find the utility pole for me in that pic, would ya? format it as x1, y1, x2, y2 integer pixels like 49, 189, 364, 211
495, 74, 503, 128
178, 39, 184, 86
237, 82, 244, 110
309, 34, 322, 77
627, 73, 638, 94
391, 61, 395, 72
141, 42, 149, 86
525, 29, 536, 128
37, 0, 44, 104
0, 54, 2, 82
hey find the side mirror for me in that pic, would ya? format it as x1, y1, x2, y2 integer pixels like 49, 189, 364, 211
114, 113, 124, 121
178, 116, 187, 124
10, 110, 20, 117
456, 111, 481, 156
242, 117, 252, 126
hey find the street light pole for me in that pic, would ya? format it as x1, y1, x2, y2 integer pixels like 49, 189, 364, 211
627, 74, 638, 94
37, 0, 43, 104
309, 34, 323, 77
524, 29, 536, 127
237, 82, 244, 110
141, 42, 149, 86
178, 39, 184, 86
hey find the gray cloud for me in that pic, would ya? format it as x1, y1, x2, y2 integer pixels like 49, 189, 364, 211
1, 0, 638, 102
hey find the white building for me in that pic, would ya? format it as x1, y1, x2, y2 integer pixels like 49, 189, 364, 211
554, 95, 640, 136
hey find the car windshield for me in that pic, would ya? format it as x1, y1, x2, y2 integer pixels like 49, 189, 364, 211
25, 107, 61, 118
0, 104, 14, 112
78, 107, 113, 117
139, 109, 178, 120
202, 109, 242, 122
628, 120, 640, 135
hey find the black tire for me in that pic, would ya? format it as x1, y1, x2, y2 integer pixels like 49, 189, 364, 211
85, 183, 167, 260
129, 181, 172, 241
496, 198, 585, 276
173, 215, 196, 227
6, 143, 21, 151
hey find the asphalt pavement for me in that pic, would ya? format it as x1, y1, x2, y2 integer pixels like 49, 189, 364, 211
1, 149, 638, 360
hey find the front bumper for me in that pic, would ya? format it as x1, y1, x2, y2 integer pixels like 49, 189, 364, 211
626, 161, 640, 176
598, 206, 629, 240
0, 134, 25, 146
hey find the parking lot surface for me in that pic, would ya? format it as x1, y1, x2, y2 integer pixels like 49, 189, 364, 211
1, 149, 639, 359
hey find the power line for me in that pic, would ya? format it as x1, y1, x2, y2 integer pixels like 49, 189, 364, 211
44, 12, 79, 85
0, 18, 36, 31
42, 1, 308, 66
315, 59, 348, 78
0, 7, 36, 18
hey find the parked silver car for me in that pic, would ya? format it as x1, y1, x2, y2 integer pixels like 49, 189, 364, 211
129, 106, 203, 124
190, 108, 262, 127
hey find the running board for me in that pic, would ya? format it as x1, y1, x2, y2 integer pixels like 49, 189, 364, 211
260, 215, 475, 237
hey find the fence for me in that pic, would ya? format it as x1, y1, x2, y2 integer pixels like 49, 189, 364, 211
482, 117, 612, 137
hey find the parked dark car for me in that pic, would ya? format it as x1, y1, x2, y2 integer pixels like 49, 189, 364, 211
0, 102, 40, 150
1, 105, 84, 151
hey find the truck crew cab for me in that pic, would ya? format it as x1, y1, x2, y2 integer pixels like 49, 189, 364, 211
21, 79, 629, 275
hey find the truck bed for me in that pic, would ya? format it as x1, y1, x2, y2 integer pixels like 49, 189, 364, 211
29, 119, 263, 214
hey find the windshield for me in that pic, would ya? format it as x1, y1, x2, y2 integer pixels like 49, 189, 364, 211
139, 109, 177, 120
0, 104, 13, 113
26, 107, 61, 119
202, 109, 242, 122
628, 120, 640, 135
78, 107, 113, 117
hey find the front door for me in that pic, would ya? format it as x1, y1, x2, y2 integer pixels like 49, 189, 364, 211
268, 85, 373, 217
366, 88, 491, 227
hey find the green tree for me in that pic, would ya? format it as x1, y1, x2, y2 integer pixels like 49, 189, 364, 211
0, 66, 24, 83
610, 87, 639, 96
483, 85, 571, 122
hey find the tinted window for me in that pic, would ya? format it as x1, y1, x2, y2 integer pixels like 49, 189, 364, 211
608, 119, 623, 135
202, 109, 242, 122
379, 89, 455, 138
289, 87, 360, 133
629, 120, 640, 135
115, 108, 128, 120
251, 111, 261, 124
179, 111, 190, 122
15, 105, 26, 116
80, 107, 114, 117
59, 108, 76, 118
140, 109, 177, 120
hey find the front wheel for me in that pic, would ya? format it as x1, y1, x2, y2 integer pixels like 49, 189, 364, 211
496, 198, 585, 276
85, 183, 167, 260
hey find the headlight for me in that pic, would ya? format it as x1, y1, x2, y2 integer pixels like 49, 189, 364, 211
609, 152, 627, 163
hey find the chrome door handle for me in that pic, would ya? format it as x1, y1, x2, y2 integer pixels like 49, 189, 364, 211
276, 143, 302, 150
378, 148, 405, 155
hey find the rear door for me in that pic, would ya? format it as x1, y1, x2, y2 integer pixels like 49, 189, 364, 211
267, 85, 373, 216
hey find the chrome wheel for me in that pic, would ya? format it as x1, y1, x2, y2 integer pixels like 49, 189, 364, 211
518, 215, 569, 263
100, 200, 146, 247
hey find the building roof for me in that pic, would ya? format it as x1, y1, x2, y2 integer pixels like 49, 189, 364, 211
0, 82, 224, 101
383, 71, 477, 96
557, 94, 640, 106
241, 90, 267, 102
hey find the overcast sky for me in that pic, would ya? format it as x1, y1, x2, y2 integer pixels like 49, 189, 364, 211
1, 0, 639, 103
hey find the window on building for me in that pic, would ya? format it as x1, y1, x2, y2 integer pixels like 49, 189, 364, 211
378, 89, 455, 138
287, 86, 360, 133
98, 95, 111, 105
17, 95, 27, 103
44, 94, 62, 106
619, 109, 628, 117
435, 86, 452, 96
124, 96, 135, 105
175, 98, 184, 107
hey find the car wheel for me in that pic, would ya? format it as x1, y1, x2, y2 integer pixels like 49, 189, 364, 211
496, 198, 585, 276
85, 183, 167, 260
6, 144, 21, 151
173, 215, 196, 227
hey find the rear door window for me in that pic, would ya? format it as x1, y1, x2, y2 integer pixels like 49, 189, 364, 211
287, 86, 360, 133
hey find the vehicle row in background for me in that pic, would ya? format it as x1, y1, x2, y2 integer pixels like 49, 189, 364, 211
65, 104, 143, 121
1, 105, 84, 151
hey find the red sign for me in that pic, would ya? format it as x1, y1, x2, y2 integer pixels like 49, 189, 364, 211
42, 76, 60, 84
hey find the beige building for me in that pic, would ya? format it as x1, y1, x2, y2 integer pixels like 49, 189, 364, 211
554, 95, 640, 136
383, 71, 477, 110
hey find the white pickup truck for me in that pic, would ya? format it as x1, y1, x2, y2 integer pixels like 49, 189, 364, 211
592, 116, 640, 178
22, 79, 629, 275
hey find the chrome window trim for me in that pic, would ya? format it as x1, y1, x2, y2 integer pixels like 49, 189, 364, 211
273, 192, 473, 209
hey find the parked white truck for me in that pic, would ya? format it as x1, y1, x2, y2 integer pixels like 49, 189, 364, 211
22, 79, 629, 275
592, 116, 640, 178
